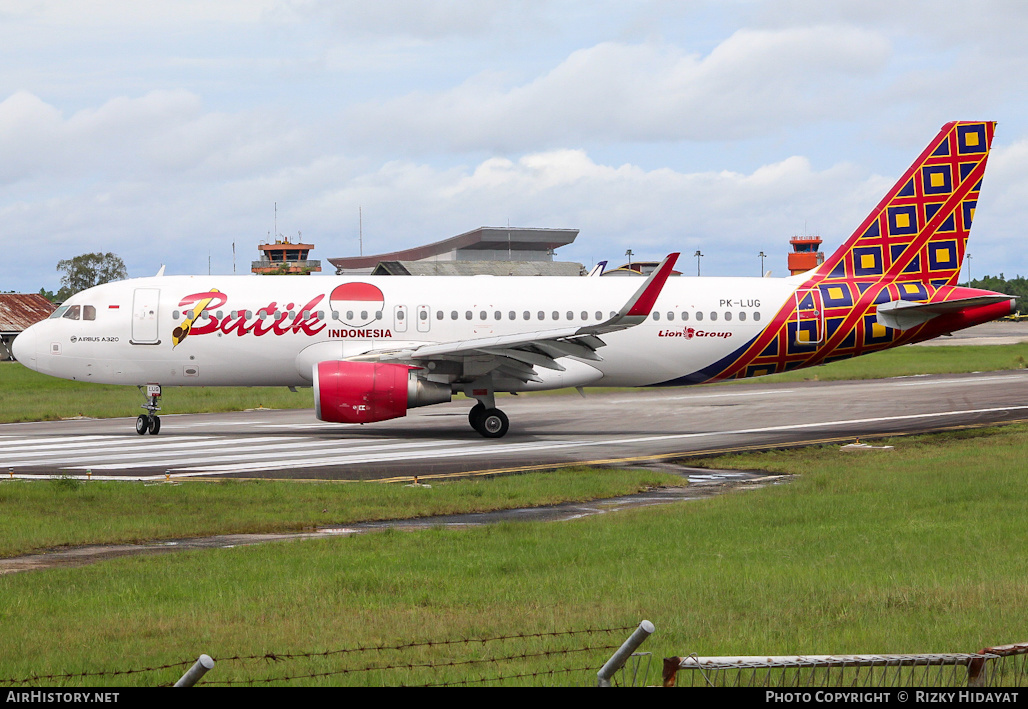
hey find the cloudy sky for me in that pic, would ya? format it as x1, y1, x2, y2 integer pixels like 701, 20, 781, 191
3, 0, 1028, 293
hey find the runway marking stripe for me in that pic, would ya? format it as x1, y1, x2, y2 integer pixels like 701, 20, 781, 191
70, 439, 477, 471
0, 434, 138, 451
0, 436, 306, 462
0, 436, 222, 457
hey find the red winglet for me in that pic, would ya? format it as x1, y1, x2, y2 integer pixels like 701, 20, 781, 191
624, 253, 679, 317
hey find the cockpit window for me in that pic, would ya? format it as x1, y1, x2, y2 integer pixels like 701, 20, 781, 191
49, 306, 69, 319
62, 305, 81, 320
83, 305, 96, 321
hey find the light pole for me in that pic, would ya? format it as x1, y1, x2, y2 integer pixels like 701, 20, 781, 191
965, 253, 972, 285
694, 250, 703, 277
758, 251, 766, 277
625, 249, 634, 272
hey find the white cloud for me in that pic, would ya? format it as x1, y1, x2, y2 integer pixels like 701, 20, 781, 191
342, 27, 891, 152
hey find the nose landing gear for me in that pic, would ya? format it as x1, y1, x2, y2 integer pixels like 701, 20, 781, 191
136, 383, 162, 435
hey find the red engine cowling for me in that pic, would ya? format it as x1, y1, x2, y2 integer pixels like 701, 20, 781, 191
314, 361, 411, 424
313, 361, 452, 424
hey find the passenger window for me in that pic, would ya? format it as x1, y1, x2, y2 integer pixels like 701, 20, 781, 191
479, 310, 487, 320
566, 311, 573, 320
494, 311, 501, 320
523, 311, 530, 320
667, 312, 674, 321
419, 310, 428, 321
682, 312, 690, 321
725, 312, 732, 321
509, 311, 516, 320
581, 311, 588, 320
595, 311, 602, 320
653, 312, 660, 321
754, 312, 762, 322
740, 312, 747, 322
710, 312, 717, 321
451, 311, 458, 320
538, 311, 545, 320
695, 312, 703, 321
436, 311, 444, 320
466, 311, 472, 320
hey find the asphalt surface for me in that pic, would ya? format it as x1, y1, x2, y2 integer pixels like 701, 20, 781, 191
3, 368, 1027, 482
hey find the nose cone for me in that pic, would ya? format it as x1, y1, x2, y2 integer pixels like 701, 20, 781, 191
12, 323, 39, 369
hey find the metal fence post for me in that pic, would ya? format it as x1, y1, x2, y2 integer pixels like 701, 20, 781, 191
597, 620, 654, 687
174, 655, 215, 687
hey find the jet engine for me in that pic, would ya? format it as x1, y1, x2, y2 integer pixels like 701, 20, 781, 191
313, 360, 451, 424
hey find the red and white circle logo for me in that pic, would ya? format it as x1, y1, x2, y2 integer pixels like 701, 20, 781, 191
329, 283, 385, 327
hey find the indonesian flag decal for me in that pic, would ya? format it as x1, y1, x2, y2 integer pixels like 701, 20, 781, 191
330, 282, 385, 327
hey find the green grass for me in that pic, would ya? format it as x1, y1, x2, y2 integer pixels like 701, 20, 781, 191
0, 468, 677, 558
0, 361, 312, 422
3, 342, 1027, 423
749, 342, 1028, 384
1, 423, 1026, 686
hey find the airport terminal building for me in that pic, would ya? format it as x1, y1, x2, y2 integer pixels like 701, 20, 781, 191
327, 226, 585, 277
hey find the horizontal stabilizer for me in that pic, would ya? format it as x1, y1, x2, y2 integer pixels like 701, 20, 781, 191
876, 295, 1014, 330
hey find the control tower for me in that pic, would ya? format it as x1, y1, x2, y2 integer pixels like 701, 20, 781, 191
252, 237, 322, 275
788, 235, 824, 275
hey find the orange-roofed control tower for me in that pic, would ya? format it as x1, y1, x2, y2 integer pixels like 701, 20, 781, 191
253, 238, 322, 275
788, 235, 824, 275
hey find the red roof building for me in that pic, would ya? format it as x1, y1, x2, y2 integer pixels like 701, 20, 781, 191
1, 293, 57, 361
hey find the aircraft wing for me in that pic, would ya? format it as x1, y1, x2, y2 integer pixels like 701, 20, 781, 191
355, 253, 679, 381
876, 294, 1015, 330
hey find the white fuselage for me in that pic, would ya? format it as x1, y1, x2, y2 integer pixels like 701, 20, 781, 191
13, 274, 800, 390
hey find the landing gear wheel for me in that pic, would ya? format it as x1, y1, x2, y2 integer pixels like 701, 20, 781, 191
136, 384, 162, 435
477, 408, 509, 438
469, 403, 486, 431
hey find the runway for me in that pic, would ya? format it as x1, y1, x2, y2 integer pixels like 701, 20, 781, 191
3, 369, 1027, 482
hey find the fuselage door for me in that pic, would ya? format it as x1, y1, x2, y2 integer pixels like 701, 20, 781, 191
131, 288, 161, 345
793, 287, 824, 346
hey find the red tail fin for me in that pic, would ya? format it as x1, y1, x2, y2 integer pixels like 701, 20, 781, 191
815, 121, 995, 287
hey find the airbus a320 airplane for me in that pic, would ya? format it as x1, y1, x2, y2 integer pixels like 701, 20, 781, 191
14, 121, 1017, 438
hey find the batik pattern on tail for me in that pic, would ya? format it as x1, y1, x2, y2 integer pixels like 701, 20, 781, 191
665, 122, 1000, 385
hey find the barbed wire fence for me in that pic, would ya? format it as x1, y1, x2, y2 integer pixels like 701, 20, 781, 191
662, 642, 1028, 688
4, 625, 1024, 687
0, 624, 647, 688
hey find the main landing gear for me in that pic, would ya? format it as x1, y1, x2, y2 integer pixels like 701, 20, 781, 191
136, 383, 162, 435
468, 402, 509, 438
